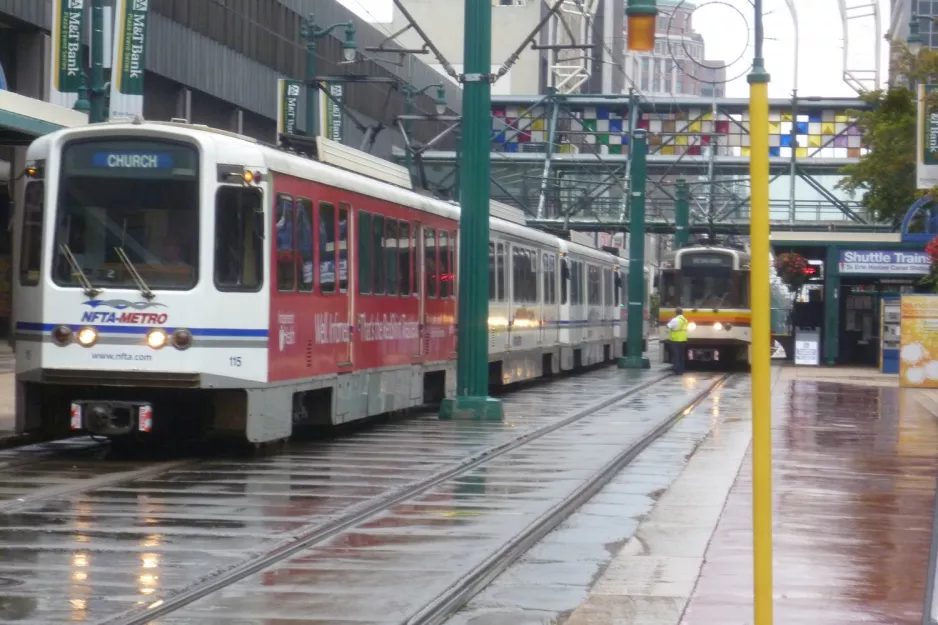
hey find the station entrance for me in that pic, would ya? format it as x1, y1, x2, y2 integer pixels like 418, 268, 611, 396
771, 232, 930, 368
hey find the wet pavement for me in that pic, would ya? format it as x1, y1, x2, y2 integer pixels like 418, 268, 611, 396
441, 374, 754, 625
0, 365, 671, 624
678, 376, 938, 625
135, 373, 721, 624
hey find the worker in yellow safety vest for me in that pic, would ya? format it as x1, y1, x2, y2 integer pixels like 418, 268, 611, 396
666, 307, 688, 375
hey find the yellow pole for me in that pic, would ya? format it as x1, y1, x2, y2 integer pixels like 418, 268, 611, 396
748, 0, 773, 622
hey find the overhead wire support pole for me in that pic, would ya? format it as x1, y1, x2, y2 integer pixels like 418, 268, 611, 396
439, 0, 503, 422
748, 0, 774, 623
536, 90, 560, 220
618, 129, 650, 370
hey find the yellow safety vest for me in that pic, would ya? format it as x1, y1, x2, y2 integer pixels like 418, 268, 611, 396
670, 315, 688, 343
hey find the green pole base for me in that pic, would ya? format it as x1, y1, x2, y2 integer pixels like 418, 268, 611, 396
439, 395, 505, 421
618, 356, 651, 370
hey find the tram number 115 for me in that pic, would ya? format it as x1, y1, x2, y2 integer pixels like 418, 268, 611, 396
229, 357, 242, 367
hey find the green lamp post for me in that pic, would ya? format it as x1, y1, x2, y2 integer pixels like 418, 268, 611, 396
300, 13, 357, 138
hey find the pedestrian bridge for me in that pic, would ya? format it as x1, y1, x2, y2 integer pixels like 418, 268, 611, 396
394, 94, 873, 231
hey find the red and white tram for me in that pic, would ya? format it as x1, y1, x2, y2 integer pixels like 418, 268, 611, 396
11, 120, 648, 444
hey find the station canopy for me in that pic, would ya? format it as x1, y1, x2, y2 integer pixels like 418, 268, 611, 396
0, 90, 87, 146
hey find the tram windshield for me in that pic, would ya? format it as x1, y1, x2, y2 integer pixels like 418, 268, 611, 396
52, 139, 200, 290
661, 252, 749, 309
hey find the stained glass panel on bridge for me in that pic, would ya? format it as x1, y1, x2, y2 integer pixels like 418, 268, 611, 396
490, 103, 868, 158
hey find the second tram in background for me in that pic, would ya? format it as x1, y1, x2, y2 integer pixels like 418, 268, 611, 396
658, 244, 752, 365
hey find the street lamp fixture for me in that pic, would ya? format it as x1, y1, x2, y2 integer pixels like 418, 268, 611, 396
401, 83, 449, 116
342, 23, 358, 62
434, 85, 448, 115
909, 12, 924, 57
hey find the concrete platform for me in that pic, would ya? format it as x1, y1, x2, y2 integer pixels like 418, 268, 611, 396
558, 367, 938, 625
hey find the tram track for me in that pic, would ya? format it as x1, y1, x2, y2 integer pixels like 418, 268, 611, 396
95, 371, 730, 625
0, 364, 682, 624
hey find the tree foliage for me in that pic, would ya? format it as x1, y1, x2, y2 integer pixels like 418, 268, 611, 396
837, 41, 938, 226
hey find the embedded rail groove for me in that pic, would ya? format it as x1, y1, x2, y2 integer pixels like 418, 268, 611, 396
99, 369, 675, 625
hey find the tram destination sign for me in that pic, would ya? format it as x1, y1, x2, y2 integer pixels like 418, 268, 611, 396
683, 253, 733, 268
64, 140, 198, 179
838, 250, 930, 275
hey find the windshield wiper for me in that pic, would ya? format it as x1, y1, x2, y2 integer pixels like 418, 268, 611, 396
114, 246, 155, 300
59, 244, 100, 298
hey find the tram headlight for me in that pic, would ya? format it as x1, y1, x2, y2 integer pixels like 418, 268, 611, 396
687, 322, 697, 331
52, 325, 73, 346
146, 329, 168, 350
171, 328, 193, 350
77, 327, 98, 347
713, 322, 723, 331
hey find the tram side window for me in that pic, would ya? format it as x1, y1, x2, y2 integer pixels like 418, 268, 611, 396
439, 231, 451, 298
425, 227, 437, 298
489, 242, 496, 301
358, 211, 372, 294
399, 221, 411, 296
297, 199, 314, 292
561, 258, 568, 305
276, 194, 295, 292
411, 224, 420, 297
586, 265, 598, 306
661, 270, 678, 307
496, 242, 506, 301
386, 218, 399, 296
740, 272, 750, 307
214, 186, 263, 291
450, 230, 458, 299
372, 214, 385, 295
603, 268, 612, 307
319, 202, 336, 294
338, 205, 349, 293
571, 261, 582, 305
19, 182, 44, 286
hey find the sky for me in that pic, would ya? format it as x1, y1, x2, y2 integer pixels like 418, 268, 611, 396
336, 0, 892, 99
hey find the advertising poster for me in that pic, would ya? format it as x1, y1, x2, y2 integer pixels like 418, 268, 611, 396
899, 295, 938, 388
109, 0, 150, 121
49, 0, 86, 109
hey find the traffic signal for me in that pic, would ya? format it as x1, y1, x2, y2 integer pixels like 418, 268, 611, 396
626, 0, 658, 52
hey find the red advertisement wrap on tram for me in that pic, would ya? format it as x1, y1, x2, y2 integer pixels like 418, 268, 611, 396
267, 174, 458, 383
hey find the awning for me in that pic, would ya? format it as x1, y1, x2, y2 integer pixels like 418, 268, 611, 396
0, 90, 88, 146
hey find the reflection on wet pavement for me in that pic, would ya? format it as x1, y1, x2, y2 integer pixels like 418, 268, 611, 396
0, 366, 665, 624
147, 374, 717, 624
683, 380, 938, 625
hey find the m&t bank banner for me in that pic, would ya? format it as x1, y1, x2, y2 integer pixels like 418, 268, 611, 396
109, 0, 150, 120
838, 250, 930, 275
318, 82, 344, 142
277, 79, 301, 136
49, 0, 86, 109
